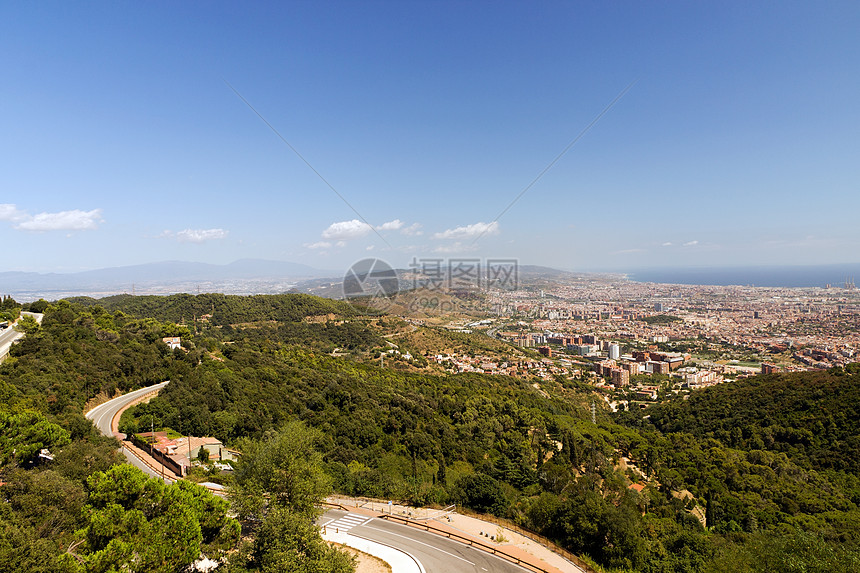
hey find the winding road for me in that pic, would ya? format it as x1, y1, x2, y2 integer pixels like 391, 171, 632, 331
0, 311, 43, 360
321, 509, 534, 573
85, 381, 173, 481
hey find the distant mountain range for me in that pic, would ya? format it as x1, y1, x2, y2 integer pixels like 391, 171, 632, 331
0, 259, 338, 300
0, 258, 593, 302
8, 258, 855, 302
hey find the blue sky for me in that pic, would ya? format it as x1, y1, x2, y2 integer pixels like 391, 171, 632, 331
2, 1, 859, 274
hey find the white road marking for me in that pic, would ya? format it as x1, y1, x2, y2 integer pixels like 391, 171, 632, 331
327, 514, 373, 532
362, 525, 475, 565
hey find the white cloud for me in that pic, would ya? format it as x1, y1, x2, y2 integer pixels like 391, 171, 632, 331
401, 222, 423, 236
433, 221, 499, 240
178, 228, 228, 243
0, 204, 28, 223
322, 219, 373, 240
376, 219, 404, 231
661, 242, 673, 247
15, 209, 104, 231
683, 240, 699, 247
613, 248, 646, 255
306, 241, 332, 249
161, 228, 228, 243
319, 218, 418, 244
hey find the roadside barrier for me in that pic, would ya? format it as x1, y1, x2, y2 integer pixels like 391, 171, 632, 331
329, 495, 595, 573
321, 500, 352, 512
456, 509, 596, 572
380, 513, 569, 573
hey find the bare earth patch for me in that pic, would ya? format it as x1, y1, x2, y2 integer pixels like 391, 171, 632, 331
338, 546, 392, 573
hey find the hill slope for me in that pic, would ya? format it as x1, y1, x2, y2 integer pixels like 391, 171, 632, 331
645, 368, 860, 472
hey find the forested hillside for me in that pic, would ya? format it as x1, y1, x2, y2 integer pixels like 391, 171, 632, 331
68, 293, 384, 353
0, 300, 242, 572
4, 295, 860, 572
645, 369, 860, 472
4, 301, 176, 414
69, 293, 362, 325
0, 298, 353, 572
614, 368, 860, 570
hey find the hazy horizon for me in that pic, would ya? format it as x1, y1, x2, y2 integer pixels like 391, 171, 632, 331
5, 258, 860, 296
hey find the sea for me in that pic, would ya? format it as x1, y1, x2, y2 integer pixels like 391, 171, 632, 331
627, 264, 860, 289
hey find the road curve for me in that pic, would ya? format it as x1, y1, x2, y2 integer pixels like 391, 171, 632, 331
85, 381, 172, 480
0, 311, 44, 360
0, 325, 20, 359
321, 509, 534, 573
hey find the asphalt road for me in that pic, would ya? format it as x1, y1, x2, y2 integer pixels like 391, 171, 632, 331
0, 324, 19, 354
322, 509, 532, 573
85, 380, 172, 481
0, 312, 43, 359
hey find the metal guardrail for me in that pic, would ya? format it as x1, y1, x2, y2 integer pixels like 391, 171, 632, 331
410, 504, 456, 521
455, 510, 596, 572
380, 513, 554, 573
321, 500, 352, 512
335, 495, 594, 573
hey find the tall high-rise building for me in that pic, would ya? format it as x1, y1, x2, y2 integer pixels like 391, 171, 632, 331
611, 368, 630, 387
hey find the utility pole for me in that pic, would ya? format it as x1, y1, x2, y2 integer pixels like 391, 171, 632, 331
185, 410, 192, 471
188, 433, 192, 470
178, 412, 185, 477
155, 418, 165, 482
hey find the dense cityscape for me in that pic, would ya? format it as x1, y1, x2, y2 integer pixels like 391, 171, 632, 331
405, 272, 860, 412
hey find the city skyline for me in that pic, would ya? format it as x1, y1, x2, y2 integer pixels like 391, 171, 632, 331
2, 2, 859, 275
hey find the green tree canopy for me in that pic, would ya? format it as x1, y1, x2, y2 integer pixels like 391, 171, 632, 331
235, 507, 354, 573
59, 464, 239, 573
0, 409, 70, 466
227, 421, 353, 573
231, 421, 332, 519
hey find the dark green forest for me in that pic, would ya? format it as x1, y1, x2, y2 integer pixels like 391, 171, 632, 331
68, 292, 364, 326
3, 294, 860, 572
0, 297, 352, 572
644, 370, 860, 472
